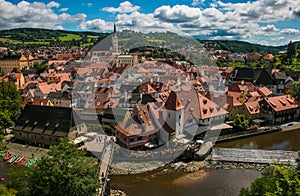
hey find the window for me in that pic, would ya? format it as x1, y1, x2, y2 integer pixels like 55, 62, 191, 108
19, 133, 22, 136
138, 136, 143, 141
168, 113, 170, 118
179, 115, 181, 119
41, 136, 44, 140
130, 138, 135, 143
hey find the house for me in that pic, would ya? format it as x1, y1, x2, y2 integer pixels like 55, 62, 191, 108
47, 92, 72, 108
243, 101, 262, 121
231, 68, 275, 86
115, 105, 159, 149
34, 83, 60, 98
259, 94, 300, 124
14, 105, 77, 146
164, 91, 228, 136
23, 98, 54, 107
273, 71, 286, 95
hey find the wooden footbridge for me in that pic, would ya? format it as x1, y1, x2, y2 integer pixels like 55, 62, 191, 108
97, 138, 114, 196
210, 148, 299, 166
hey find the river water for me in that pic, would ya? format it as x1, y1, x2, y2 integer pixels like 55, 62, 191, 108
111, 128, 300, 196
1, 129, 299, 195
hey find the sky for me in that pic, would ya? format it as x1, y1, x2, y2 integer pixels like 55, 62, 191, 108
1, 0, 300, 46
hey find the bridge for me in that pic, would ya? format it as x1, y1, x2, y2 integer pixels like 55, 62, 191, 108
98, 139, 114, 196
210, 148, 299, 166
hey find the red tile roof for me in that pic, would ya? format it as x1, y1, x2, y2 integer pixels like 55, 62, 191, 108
244, 101, 261, 115
258, 86, 272, 97
264, 94, 300, 112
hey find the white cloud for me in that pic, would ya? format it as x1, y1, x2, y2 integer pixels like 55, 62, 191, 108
154, 5, 202, 23
280, 28, 300, 34
261, 24, 279, 32
87, 3, 92, 8
102, 1, 140, 13
47, 1, 60, 8
78, 19, 113, 31
59, 7, 69, 12
0, 0, 85, 29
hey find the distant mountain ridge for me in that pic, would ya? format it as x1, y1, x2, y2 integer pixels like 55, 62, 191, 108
197, 40, 288, 54
0, 28, 296, 54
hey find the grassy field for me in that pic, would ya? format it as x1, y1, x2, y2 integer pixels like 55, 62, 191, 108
58, 33, 82, 41
0, 37, 22, 44
148, 39, 166, 43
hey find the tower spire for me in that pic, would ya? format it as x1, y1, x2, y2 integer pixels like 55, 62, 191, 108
114, 23, 116, 34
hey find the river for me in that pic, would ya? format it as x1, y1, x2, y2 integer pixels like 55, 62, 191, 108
1, 129, 299, 195
111, 128, 300, 196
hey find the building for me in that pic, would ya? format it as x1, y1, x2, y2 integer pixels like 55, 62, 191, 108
14, 105, 77, 146
115, 55, 138, 66
273, 71, 287, 95
0, 55, 21, 73
259, 94, 300, 124
115, 105, 158, 149
231, 67, 275, 86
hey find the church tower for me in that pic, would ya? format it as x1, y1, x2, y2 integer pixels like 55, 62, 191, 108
112, 23, 119, 55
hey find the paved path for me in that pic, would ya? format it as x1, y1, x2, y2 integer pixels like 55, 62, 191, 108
97, 138, 114, 196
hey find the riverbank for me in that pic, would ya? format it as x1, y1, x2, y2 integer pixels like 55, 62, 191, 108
281, 121, 300, 132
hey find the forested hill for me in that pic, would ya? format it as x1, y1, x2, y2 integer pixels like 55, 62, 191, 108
197, 40, 287, 54
0, 28, 109, 48
0, 28, 294, 54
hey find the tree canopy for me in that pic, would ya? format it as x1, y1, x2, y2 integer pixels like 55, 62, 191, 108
233, 114, 249, 130
8, 139, 100, 196
0, 82, 22, 133
240, 163, 300, 196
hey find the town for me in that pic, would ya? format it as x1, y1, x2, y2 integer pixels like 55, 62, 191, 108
0, 25, 300, 195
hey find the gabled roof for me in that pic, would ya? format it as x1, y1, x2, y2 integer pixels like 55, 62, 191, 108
14, 105, 74, 136
23, 98, 52, 106
164, 91, 184, 111
258, 86, 272, 97
273, 71, 287, 80
262, 94, 300, 112
232, 68, 275, 85
244, 101, 261, 115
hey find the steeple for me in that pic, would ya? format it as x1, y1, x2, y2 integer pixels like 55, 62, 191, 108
114, 23, 116, 34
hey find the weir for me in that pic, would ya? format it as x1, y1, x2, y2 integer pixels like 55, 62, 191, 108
210, 148, 299, 166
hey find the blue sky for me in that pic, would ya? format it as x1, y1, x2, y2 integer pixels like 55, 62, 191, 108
1, 0, 300, 46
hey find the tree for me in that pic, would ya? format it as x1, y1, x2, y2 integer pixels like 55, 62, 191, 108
0, 185, 17, 196
0, 82, 22, 132
240, 164, 300, 196
233, 114, 249, 130
8, 138, 100, 196
289, 79, 300, 101
33, 62, 48, 75
287, 41, 296, 63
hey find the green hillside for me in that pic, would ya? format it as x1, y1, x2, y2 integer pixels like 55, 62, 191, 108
197, 40, 286, 54
0, 28, 295, 55
0, 28, 109, 49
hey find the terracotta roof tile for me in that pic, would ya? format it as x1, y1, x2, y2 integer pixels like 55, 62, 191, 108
263, 94, 300, 112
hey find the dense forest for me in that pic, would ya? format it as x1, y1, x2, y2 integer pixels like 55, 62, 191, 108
197, 40, 287, 54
